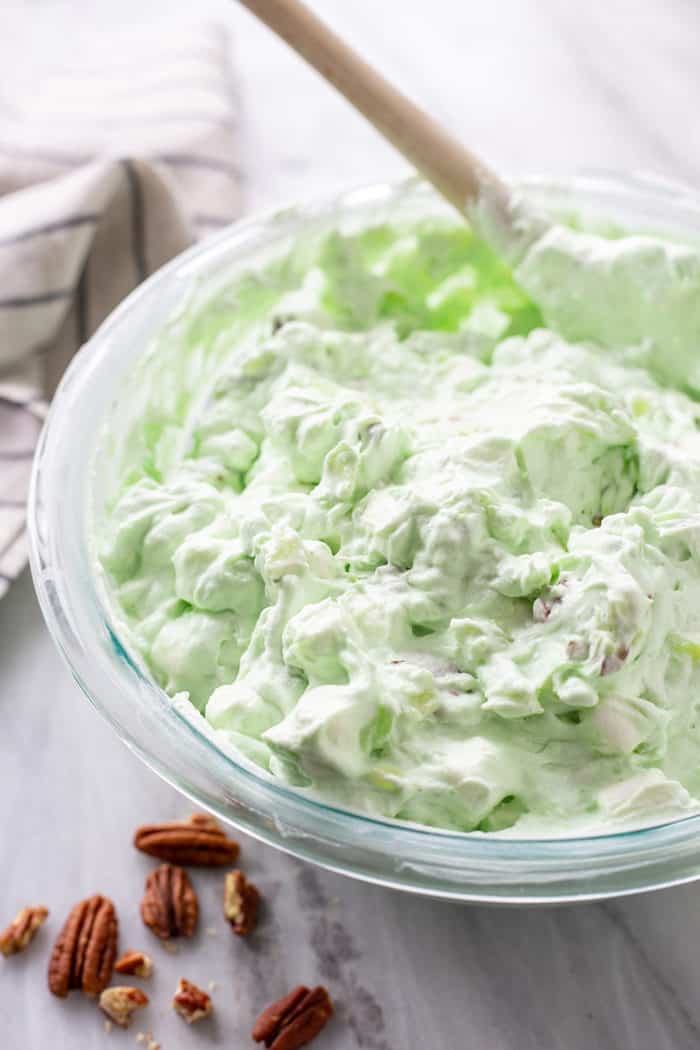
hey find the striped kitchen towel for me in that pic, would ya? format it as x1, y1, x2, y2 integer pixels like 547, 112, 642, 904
0, 9, 242, 599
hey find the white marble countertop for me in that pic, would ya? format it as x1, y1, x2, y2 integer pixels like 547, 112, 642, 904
4, 2, 700, 1047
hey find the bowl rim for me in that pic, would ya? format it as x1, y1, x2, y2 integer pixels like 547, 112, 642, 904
28, 170, 700, 903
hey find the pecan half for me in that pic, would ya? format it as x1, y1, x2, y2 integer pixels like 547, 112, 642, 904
99, 986, 149, 1028
172, 978, 212, 1024
141, 865, 198, 940
0, 906, 48, 957
253, 986, 333, 1050
134, 813, 239, 867
224, 870, 260, 937
114, 950, 153, 978
48, 895, 118, 998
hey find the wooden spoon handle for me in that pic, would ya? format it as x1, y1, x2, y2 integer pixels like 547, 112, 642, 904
238, 0, 509, 216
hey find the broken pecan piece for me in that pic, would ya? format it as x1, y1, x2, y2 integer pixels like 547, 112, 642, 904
0, 906, 48, 957
253, 986, 333, 1050
172, 978, 212, 1024
114, 950, 153, 978
188, 812, 221, 832
224, 870, 260, 937
601, 645, 629, 676
48, 895, 118, 998
141, 864, 198, 940
134, 813, 239, 866
99, 986, 149, 1028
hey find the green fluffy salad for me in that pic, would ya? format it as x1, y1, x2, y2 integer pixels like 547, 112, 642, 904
98, 203, 700, 836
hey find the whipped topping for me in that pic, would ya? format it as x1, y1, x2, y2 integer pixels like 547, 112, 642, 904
98, 207, 700, 836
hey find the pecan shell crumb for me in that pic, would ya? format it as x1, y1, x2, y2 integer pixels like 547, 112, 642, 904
172, 977, 213, 1024
0, 906, 48, 957
141, 864, 198, 940
99, 985, 149, 1028
135, 1033, 160, 1048
48, 895, 118, 998
224, 869, 260, 937
133, 813, 239, 867
114, 949, 153, 978
253, 985, 334, 1050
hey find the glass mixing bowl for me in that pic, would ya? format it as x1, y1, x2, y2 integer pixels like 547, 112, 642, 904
28, 173, 700, 904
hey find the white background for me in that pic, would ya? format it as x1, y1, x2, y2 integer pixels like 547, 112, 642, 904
3, 2, 700, 1047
